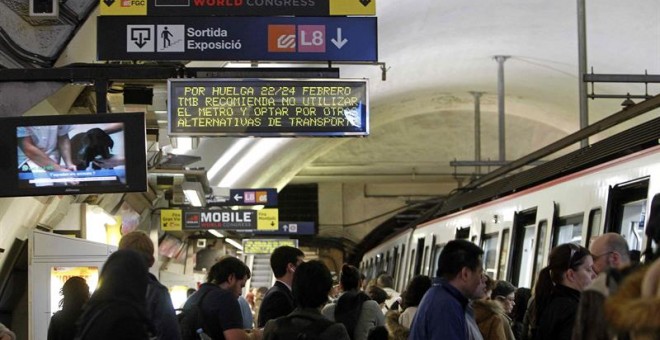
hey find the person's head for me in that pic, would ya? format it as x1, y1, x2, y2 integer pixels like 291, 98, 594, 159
118, 231, 155, 267
589, 233, 631, 274
270, 246, 304, 282
492, 280, 516, 314
537, 243, 595, 295
477, 274, 496, 300
367, 285, 390, 305
60, 276, 90, 310
436, 239, 485, 299
292, 260, 333, 309
511, 287, 531, 322
339, 264, 362, 291
376, 273, 394, 289
401, 275, 432, 309
95, 249, 149, 304
207, 256, 251, 298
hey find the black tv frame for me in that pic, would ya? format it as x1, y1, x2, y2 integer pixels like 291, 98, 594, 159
0, 112, 147, 197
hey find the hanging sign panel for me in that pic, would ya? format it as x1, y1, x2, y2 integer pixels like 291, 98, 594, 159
242, 239, 299, 255
99, 0, 376, 16
182, 208, 279, 230
168, 78, 368, 137
97, 16, 377, 62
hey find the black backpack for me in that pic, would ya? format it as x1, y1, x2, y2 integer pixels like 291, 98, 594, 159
272, 314, 335, 340
179, 289, 212, 340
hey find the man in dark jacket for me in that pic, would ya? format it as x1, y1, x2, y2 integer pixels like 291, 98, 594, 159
119, 231, 181, 340
257, 246, 304, 327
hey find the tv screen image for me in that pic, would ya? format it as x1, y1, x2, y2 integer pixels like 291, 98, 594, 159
0, 112, 147, 197
17, 122, 127, 188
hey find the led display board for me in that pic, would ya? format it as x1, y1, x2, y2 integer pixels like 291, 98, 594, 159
168, 78, 368, 137
242, 239, 299, 255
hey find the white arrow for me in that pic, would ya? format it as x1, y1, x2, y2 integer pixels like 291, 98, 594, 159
331, 28, 348, 49
233, 194, 243, 201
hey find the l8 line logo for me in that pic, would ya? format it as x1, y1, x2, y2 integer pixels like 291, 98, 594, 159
268, 25, 326, 53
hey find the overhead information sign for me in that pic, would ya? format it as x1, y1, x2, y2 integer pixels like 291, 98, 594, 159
243, 239, 299, 255
99, 0, 375, 16
161, 209, 183, 231
168, 79, 368, 137
182, 208, 278, 230
97, 16, 377, 62
236, 221, 316, 236
229, 188, 277, 206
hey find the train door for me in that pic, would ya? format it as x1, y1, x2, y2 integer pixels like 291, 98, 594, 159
508, 209, 537, 288
604, 178, 649, 254
481, 232, 499, 279
551, 202, 584, 247
413, 237, 425, 276
497, 228, 511, 280
532, 220, 548, 288
431, 243, 445, 279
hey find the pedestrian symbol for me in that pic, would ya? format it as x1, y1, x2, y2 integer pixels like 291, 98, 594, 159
156, 25, 185, 52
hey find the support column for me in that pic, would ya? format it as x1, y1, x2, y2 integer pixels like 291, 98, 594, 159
469, 91, 484, 174
494, 55, 509, 162
577, 0, 589, 148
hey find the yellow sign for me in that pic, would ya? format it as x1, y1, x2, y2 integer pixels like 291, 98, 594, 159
100, 0, 147, 16
161, 209, 183, 231
243, 239, 298, 254
257, 208, 279, 231
330, 0, 376, 16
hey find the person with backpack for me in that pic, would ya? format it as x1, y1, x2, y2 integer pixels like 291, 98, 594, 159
119, 231, 181, 340
263, 260, 350, 340
180, 256, 259, 340
322, 264, 384, 340
74, 249, 154, 340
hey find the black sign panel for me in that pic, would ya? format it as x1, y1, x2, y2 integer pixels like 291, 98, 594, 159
229, 188, 278, 206
97, 16, 377, 62
168, 78, 368, 137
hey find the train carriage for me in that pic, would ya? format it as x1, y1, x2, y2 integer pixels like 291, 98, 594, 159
362, 116, 660, 291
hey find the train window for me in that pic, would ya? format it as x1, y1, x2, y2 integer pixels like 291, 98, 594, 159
604, 178, 649, 239
497, 229, 511, 280
392, 247, 399, 288
409, 249, 416, 279
553, 213, 583, 246
414, 238, 425, 275
432, 244, 444, 279
532, 220, 548, 288
422, 245, 430, 275
481, 233, 498, 278
586, 208, 602, 248
399, 244, 407, 287
508, 209, 537, 288
456, 226, 471, 239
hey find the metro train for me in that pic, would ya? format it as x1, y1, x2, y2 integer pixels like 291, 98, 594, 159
360, 116, 660, 292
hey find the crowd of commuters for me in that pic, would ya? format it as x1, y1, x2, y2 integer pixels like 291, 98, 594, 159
28, 229, 659, 340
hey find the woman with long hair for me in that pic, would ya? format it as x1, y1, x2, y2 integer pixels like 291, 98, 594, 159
533, 243, 596, 340
48, 276, 90, 340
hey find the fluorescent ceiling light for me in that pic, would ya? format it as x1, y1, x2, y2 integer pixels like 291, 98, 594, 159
208, 139, 251, 180
208, 229, 224, 238
218, 138, 290, 188
225, 238, 243, 250
181, 181, 206, 207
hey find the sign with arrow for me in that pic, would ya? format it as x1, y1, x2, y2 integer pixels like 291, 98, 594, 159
98, 16, 377, 62
229, 188, 278, 207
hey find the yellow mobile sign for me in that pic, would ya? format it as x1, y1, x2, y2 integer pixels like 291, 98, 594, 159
243, 239, 298, 255
99, 0, 374, 16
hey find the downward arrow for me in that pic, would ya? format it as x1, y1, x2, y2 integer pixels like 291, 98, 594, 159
331, 28, 348, 49
359, 0, 371, 6
104, 0, 115, 6
135, 35, 148, 48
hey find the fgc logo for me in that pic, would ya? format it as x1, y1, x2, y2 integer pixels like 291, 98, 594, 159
121, 0, 145, 7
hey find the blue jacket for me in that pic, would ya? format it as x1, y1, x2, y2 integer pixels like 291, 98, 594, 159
409, 279, 471, 340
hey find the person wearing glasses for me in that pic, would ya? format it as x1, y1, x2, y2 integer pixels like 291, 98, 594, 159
473, 276, 515, 340
572, 233, 633, 340
532, 243, 596, 340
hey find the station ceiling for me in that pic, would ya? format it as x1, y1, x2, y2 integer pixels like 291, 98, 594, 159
1, 0, 659, 248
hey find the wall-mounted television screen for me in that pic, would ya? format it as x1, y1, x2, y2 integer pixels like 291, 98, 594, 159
0, 112, 147, 197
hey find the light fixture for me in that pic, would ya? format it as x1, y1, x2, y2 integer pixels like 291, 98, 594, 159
621, 93, 635, 108
90, 206, 117, 225
225, 238, 243, 251
170, 137, 199, 150
181, 181, 206, 207
208, 229, 224, 238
